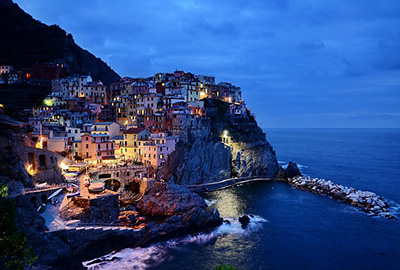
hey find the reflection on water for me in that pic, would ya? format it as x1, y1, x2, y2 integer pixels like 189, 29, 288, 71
207, 188, 245, 217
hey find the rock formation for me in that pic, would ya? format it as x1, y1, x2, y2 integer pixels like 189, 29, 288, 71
158, 99, 279, 185
277, 162, 302, 180
135, 181, 222, 229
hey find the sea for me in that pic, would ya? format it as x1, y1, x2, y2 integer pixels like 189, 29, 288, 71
84, 128, 400, 270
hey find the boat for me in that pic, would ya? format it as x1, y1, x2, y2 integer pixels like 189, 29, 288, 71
66, 177, 78, 183
67, 191, 80, 198
47, 188, 63, 201
35, 182, 47, 189
37, 203, 46, 213
88, 182, 105, 193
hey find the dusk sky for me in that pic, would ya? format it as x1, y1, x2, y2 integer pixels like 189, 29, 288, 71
14, 0, 400, 128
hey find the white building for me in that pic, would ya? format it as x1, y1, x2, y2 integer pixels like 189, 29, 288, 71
0, 65, 13, 74
91, 122, 120, 138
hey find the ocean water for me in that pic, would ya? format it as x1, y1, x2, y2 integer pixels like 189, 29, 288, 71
85, 128, 400, 270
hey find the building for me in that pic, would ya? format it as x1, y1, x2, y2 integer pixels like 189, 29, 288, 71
229, 102, 247, 116
81, 134, 115, 164
142, 132, 178, 168
0, 65, 13, 74
119, 128, 151, 162
90, 122, 120, 138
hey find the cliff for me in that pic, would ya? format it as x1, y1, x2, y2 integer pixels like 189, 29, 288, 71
158, 99, 279, 185
0, 0, 120, 84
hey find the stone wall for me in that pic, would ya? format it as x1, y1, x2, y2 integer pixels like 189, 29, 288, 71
61, 194, 120, 224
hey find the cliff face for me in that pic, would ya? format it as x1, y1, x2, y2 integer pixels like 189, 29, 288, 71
0, 0, 120, 84
158, 99, 279, 185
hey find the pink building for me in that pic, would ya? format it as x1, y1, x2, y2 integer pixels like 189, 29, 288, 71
81, 134, 115, 164
142, 132, 179, 168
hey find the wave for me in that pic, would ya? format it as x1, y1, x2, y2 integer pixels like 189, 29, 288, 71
82, 215, 267, 269
204, 199, 218, 206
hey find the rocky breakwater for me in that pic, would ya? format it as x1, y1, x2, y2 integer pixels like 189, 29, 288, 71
289, 176, 397, 219
158, 98, 279, 185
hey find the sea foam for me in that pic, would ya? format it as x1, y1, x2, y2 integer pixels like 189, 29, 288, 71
83, 214, 267, 269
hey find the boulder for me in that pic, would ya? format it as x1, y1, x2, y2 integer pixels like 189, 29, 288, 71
135, 182, 222, 230
285, 162, 302, 178
238, 215, 250, 228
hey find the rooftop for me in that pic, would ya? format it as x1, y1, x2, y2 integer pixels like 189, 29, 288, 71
125, 127, 146, 134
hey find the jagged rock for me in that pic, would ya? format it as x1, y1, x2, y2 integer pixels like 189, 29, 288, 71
135, 182, 222, 229
118, 210, 140, 226
238, 215, 250, 228
285, 162, 302, 178
158, 99, 279, 184
277, 166, 287, 180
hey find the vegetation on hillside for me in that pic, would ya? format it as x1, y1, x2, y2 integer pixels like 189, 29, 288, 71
0, 184, 36, 270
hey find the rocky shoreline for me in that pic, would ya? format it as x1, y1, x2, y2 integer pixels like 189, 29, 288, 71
12, 181, 222, 269
287, 176, 398, 219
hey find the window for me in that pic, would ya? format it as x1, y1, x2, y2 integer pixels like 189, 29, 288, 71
86, 137, 89, 141
75, 143, 78, 148
86, 144, 89, 149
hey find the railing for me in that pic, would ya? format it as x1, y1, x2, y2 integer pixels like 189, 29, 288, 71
187, 176, 273, 193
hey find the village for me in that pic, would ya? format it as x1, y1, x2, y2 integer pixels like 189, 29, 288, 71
0, 65, 250, 218
1, 65, 244, 167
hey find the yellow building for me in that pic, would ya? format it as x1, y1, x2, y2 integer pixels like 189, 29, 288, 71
119, 128, 151, 162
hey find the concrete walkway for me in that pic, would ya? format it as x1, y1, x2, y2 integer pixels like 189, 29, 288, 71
187, 176, 273, 193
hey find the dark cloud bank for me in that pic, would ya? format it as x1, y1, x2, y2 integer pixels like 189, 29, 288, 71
15, 0, 400, 127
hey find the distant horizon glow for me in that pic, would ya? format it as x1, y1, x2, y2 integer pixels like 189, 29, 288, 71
14, 0, 400, 128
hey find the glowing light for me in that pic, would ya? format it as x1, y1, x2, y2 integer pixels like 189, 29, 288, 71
26, 164, 36, 175
43, 99, 52, 106
35, 136, 44, 149
200, 92, 206, 98
59, 162, 69, 170
223, 130, 229, 138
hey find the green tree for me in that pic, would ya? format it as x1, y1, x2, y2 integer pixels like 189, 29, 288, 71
0, 185, 37, 269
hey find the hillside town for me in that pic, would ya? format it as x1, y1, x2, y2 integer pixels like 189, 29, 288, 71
1, 65, 246, 170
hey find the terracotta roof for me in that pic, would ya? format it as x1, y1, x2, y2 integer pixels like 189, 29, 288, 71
125, 128, 146, 134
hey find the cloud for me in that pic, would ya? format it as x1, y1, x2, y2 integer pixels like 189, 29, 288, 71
13, 0, 400, 127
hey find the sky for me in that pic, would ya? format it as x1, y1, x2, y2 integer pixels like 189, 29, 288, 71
14, 0, 400, 128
